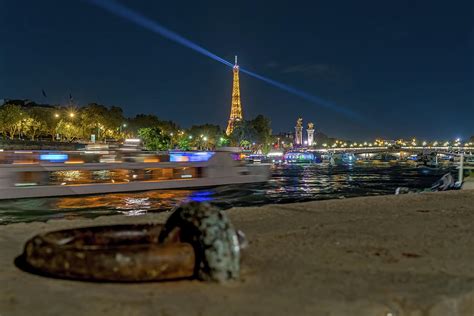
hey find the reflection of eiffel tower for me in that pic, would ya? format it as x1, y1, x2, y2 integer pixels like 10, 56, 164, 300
226, 56, 243, 136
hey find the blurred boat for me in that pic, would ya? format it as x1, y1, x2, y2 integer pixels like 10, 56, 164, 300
284, 152, 320, 164
329, 153, 355, 165
0, 151, 270, 200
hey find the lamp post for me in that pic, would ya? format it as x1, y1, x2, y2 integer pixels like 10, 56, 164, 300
119, 123, 127, 134
53, 113, 60, 141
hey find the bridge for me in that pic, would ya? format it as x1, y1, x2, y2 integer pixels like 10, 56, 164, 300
308, 146, 474, 155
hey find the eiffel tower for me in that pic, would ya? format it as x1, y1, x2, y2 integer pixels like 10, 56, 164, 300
225, 56, 243, 136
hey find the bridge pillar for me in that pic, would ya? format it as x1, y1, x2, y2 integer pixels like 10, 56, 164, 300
295, 118, 303, 146
307, 124, 315, 147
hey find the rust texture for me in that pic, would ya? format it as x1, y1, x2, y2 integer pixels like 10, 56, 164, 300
23, 224, 196, 281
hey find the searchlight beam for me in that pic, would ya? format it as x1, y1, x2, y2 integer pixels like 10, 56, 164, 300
85, 0, 362, 120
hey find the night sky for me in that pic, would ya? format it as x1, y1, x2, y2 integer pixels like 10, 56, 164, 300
1, 0, 473, 141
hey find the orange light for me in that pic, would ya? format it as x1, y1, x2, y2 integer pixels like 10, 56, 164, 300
144, 158, 160, 163
65, 160, 84, 164
12, 160, 37, 165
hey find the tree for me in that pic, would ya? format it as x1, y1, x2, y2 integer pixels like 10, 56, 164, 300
0, 104, 24, 139
79, 103, 126, 141
22, 117, 43, 140
249, 114, 273, 153
56, 120, 81, 142
229, 115, 273, 152
128, 114, 162, 136
176, 136, 191, 150
26, 107, 53, 140
230, 120, 257, 148
187, 124, 223, 149
138, 127, 171, 151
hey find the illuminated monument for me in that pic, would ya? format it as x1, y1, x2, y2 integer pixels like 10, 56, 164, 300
295, 118, 303, 146
307, 122, 315, 146
226, 56, 243, 136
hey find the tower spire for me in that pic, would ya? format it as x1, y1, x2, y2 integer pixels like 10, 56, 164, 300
226, 55, 243, 136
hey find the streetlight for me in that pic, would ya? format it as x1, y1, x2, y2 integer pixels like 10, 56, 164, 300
119, 123, 127, 134
54, 113, 59, 118
69, 112, 75, 118
188, 135, 193, 140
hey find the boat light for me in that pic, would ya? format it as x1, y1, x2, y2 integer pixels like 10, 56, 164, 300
40, 154, 68, 163
170, 152, 214, 162
267, 151, 284, 157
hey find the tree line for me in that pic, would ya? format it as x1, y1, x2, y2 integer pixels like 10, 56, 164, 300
0, 100, 273, 152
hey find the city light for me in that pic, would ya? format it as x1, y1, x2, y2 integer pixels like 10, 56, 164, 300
54, 113, 59, 118
69, 112, 75, 118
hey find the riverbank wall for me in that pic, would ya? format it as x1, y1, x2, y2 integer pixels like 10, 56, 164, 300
1, 190, 473, 315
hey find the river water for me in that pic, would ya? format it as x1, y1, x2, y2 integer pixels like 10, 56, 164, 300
0, 163, 453, 224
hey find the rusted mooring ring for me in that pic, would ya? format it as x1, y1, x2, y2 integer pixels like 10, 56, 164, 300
19, 202, 243, 282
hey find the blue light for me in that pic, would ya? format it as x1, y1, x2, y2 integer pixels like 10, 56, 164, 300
39, 154, 68, 162
170, 151, 214, 162
85, 0, 362, 120
284, 152, 314, 162
189, 190, 214, 202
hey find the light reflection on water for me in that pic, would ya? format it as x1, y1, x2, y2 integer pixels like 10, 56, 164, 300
0, 164, 453, 224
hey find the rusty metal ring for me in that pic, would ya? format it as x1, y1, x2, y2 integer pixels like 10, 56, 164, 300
18, 202, 243, 283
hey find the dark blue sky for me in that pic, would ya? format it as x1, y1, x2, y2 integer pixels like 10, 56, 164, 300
1, 0, 473, 140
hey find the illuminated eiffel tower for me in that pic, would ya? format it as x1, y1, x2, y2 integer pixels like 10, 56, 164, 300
226, 56, 243, 136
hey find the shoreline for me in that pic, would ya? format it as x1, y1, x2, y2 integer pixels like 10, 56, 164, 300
1, 190, 473, 315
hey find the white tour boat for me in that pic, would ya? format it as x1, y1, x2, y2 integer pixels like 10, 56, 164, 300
0, 150, 270, 200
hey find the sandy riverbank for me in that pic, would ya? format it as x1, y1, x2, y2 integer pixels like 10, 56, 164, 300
1, 190, 473, 316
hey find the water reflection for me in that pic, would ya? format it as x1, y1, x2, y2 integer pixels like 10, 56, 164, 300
0, 164, 453, 224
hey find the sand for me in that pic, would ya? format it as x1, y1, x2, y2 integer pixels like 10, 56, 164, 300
0, 190, 473, 316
